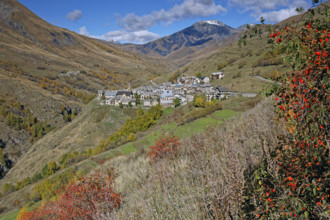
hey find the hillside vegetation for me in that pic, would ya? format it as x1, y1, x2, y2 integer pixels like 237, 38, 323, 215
108, 98, 283, 219
0, 94, 260, 217
0, 0, 171, 180
0, 0, 328, 219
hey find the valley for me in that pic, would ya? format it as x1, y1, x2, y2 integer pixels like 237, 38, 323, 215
0, 0, 328, 219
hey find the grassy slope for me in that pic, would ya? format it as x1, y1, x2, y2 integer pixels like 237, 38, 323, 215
167, 33, 289, 93
0, 100, 135, 187
107, 98, 284, 219
0, 96, 252, 218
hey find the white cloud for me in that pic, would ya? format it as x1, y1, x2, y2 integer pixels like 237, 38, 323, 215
79, 26, 89, 36
229, 0, 289, 13
101, 30, 160, 44
66, 9, 82, 21
76, 0, 226, 44
228, 0, 309, 23
117, 0, 227, 31
258, 0, 309, 23
259, 7, 297, 23
77, 26, 160, 44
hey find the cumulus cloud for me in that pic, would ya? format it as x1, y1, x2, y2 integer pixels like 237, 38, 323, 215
77, 26, 159, 44
228, 0, 309, 23
79, 26, 89, 36
100, 30, 160, 43
76, 0, 226, 44
66, 9, 82, 21
117, 0, 226, 31
259, 6, 298, 23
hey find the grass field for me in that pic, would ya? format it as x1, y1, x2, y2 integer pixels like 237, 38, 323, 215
0, 210, 19, 220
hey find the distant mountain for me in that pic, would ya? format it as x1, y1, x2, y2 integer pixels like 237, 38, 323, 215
121, 20, 240, 60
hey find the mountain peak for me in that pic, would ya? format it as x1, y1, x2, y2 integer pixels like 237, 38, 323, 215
197, 20, 226, 27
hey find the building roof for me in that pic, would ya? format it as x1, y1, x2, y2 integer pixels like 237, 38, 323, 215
161, 90, 173, 98
117, 91, 133, 96
160, 100, 174, 104
105, 91, 117, 96
216, 86, 229, 92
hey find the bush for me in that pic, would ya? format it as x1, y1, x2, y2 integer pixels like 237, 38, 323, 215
23, 170, 121, 219
217, 62, 228, 70
148, 136, 181, 163
193, 94, 206, 108
251, 3, 330, 219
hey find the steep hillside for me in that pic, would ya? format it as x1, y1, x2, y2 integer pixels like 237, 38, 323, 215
0, 94, 261, 216
0, 100, 136, 187
163, 35, 288, 93
0, 0, 171, 178
0, 0, 169, 84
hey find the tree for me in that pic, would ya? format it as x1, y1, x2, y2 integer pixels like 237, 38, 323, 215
134, 93, 141, 105
174, 98, 181, 108
196, 72, 202, 78
41, 161, 59, 177
252, 2, 329, 219
47, 161, 59, 175
119, 103, 123, 108
193, 94, 206, 108
136, 107, 144, 116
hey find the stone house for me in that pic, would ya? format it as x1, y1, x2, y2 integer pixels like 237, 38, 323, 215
143, 99, 152, 107
211, 72, 225, 80
160, 90, 174, 100
216, 86, 229, 99
203, 77, 210, 84
97, 90, 103, 100
105, 91, 117, 99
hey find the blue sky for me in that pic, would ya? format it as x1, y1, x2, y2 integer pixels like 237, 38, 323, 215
19, 0, 310, 44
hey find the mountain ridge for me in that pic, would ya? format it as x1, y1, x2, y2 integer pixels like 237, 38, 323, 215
120, 19, 240, 62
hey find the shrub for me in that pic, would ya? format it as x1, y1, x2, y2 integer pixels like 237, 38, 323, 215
193, 94, 206, 108
217, 62, 228, 70
238, 61, 246, 68
251, 3, 330, 219
174, 98, 181, 108
148, 136, 181, 163
23, 170, 121, 219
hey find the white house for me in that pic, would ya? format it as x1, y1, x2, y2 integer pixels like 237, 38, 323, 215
160, 90, 174, 100
211, 72, 225, 80
203, 77, 210, 84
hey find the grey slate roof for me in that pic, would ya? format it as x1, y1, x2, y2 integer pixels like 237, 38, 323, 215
117, 91, 133, 96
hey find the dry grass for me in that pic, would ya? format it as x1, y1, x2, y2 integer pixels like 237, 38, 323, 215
104, 98, 286, 219
171, 34, 290, 93
0, 101, 135, 187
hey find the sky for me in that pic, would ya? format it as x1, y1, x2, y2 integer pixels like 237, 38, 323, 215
18, 0, 311, 44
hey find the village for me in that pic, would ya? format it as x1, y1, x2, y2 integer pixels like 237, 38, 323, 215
97, 72, 230, 108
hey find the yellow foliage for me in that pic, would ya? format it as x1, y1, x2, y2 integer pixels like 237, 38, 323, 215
16, 206, 27, 220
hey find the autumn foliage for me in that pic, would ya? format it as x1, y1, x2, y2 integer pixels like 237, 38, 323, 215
253, 2, 329, 219
22, 170, 121, 219
148, 136, 181, 163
